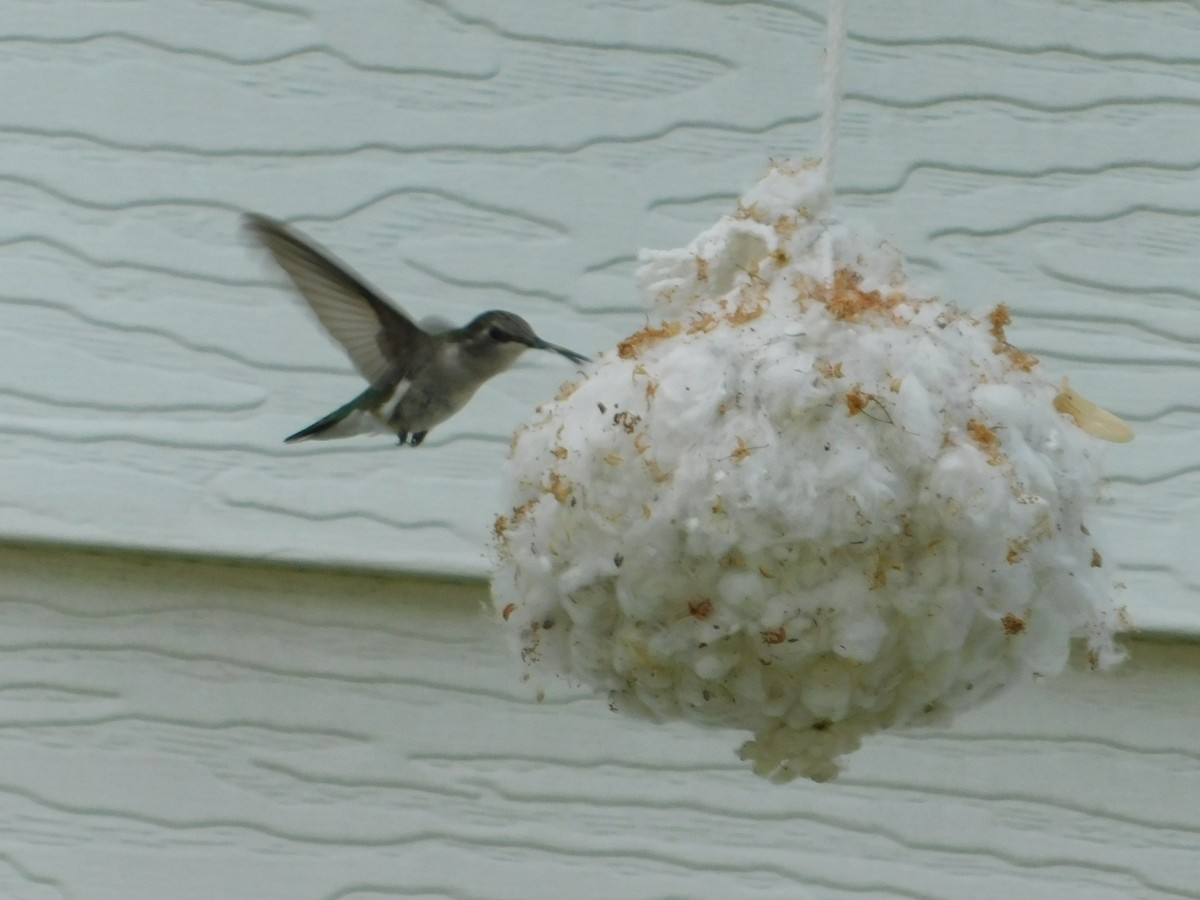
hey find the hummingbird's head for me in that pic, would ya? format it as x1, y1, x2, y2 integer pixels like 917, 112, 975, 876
463, 310, 590, 370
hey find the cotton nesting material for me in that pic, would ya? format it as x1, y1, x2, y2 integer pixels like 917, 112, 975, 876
492, 159, 1128, 783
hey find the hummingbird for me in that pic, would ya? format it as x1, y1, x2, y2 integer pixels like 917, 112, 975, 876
245, 214, 589, 447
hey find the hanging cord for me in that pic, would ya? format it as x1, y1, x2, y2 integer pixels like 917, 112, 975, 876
818, 0, 848, 200
814, 0, 848, 284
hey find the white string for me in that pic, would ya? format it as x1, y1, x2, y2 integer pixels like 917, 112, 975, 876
818, 0, 848, 198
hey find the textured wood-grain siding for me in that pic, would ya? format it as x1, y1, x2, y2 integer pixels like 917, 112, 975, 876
0, 1, 1197, 627
0, 544, 1197, 900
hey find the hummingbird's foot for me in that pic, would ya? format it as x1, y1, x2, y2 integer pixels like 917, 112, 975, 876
411, 431, 428, 447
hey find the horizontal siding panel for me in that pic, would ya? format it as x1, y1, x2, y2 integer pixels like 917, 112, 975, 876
0, 545, 1197, 899
0, 1, 1195, 628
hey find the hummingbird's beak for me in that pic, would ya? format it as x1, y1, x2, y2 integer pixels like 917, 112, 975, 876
532, 338, 590, 366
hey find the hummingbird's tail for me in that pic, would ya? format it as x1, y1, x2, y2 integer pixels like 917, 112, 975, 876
284, 388, 385, 443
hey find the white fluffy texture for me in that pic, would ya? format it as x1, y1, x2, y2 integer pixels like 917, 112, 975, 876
492, 160, 1124, 783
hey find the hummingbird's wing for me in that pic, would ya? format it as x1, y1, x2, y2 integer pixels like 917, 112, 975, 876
245, 214, 432, 384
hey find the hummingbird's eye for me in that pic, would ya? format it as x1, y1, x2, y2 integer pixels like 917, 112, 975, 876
488, 326, 510, 342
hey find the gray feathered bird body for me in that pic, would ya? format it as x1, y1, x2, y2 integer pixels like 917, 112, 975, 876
245, 215, 588, 447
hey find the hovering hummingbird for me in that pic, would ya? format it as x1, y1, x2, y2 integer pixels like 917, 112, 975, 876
245, 214, 589, 447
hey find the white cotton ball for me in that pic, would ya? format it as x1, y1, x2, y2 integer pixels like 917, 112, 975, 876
492, 158, 1127, 783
